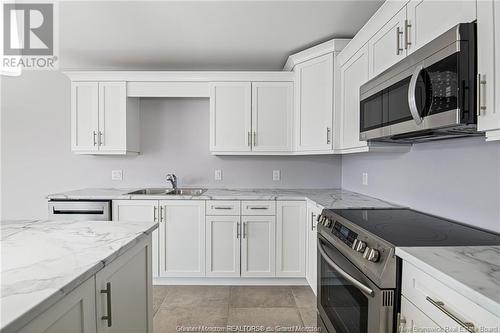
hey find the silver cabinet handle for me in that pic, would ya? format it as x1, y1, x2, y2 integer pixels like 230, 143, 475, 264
426, 297, 475, 332
236, 222, 240, 239
153, 206, 158, 222
318, 240, 374, 297
243, 222, 247, 238
252, 131, 257, 146
98, 131, 103, 146
93, 131, 97, 146
100, 282, 112, 327
248, 206, 268, 210
311, 213, 317, 231
160, 206, 164, 222
212, 206, 233, 210
477, 73, 487, 116
408, 64, 424, 125
326, 127, 332, 144
396, 26, 404, 55
247, 132, 251, 147
404, 19, 411, 49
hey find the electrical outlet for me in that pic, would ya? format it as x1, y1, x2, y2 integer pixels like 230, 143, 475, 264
214, 169, 222, 181
362, 172, 368, 186
111, 170, 123, 181
272, 170, 281, 181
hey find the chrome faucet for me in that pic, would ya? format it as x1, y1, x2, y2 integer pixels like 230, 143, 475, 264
166, 174, 178, 190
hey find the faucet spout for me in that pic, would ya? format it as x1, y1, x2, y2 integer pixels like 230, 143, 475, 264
166, 174, 178, 190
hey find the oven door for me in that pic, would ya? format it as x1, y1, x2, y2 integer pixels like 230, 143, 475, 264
317, 235, 393, 333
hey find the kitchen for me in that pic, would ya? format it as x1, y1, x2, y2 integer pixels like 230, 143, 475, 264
1, 1, 500, 333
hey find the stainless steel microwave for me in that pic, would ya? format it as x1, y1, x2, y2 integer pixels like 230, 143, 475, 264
359, 23, 483, 143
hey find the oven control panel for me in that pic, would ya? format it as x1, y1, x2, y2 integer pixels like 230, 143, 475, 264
317, 213, 381, 263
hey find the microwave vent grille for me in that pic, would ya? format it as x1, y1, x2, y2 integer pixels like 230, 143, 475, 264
382, 290, 394, 307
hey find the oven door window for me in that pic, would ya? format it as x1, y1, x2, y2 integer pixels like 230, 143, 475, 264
320, 252, 368, 333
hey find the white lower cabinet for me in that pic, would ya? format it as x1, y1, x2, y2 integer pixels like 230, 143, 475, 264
401, 260, 500, 332
206, 215, 241, 277
18, 277, 97, 333
241, 215, 276, 277
400, 295, 440, 332
19, 237, 152, 333
159, 200, 206, 277
276, 201, 306, 277
95, 238, 152, 333
305, 203, 321, 295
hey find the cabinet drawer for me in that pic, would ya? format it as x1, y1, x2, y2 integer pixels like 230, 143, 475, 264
241, 201, 276, 215
206, 201, 241, 215
402, 261, 499, 331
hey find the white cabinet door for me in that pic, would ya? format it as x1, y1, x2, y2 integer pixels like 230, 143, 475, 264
305, 203, 321, 295
339, 44, 369, 152
295, 53, 334, 152
98, 82, 127, 152
477, 0, 500, 139
241, 215, 276, 277
368, 7, 406, 78
18, 277, 96, 333
276, 201, 306, 277
400, 296, 441, 333
159, 200, 206, 277
206, 215, 241, 277
71, 82, 99, 152
251, 82, 293, 152
112, 200, 159, 278
407, 0, 476, 54
96, 238, 152, 333
210, 82, 252, 152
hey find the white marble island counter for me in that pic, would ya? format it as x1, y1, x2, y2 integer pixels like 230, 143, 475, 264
0, 219, 158, 333
396, 246, 500, 318
47, 188, 399, 209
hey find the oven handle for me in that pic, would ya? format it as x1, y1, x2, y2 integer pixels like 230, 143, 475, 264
318, 240, 375, 297
408, 64, 424, 125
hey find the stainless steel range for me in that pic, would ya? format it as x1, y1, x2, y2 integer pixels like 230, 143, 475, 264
316, 208, 500, 333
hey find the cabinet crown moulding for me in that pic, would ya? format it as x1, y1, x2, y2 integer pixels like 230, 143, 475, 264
283, 38, 351, 71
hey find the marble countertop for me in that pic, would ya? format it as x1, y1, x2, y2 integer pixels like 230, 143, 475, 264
47, 188, 399, 209
396, 246, 500, 317
0, 219, 158, 333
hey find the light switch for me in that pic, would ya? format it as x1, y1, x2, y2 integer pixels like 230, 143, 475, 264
214, 169, 222, 181
111, 170, 123, 181
362, 172, 368, 186
273, 170, 281, 181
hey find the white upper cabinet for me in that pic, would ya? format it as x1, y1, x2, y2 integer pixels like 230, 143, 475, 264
71, 82, 99, 153
477, 0, 500, 141
368, 7, 407, 78
251, 82, 293, 152
294, 53, 334, 152
71, 81, 139, 155
209, 82, 252, 152
339, 44, 369, 152
406, 0, 476, 54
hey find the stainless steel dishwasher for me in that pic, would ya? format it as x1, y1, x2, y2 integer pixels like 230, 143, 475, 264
48, 200, 112, 221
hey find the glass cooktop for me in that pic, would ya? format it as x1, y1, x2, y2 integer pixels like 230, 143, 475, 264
326, 208, 500, 247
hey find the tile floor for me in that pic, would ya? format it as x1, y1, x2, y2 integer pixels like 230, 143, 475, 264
153, 285, 317, 333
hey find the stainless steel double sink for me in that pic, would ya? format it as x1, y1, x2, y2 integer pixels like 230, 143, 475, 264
127, 188, 206, 196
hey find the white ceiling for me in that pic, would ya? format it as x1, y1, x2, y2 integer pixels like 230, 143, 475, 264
59, 1, 383, 70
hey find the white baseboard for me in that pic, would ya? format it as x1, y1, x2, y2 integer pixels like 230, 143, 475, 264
153, 277, 309, 286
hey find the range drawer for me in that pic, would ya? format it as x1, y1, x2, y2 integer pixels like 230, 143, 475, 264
206, 200, 240, 215
241, 201, 276, 215
402, 261, 499, 331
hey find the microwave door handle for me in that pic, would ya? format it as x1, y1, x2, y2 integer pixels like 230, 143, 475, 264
408, 64, 424, 125
318, 240, 375, 297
